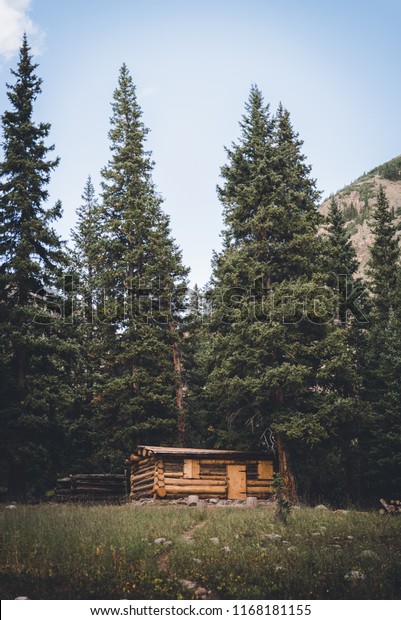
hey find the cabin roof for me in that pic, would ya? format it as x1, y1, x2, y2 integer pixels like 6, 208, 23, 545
135, 445, 272, 459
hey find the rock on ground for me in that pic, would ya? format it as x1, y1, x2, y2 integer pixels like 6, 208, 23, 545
179, 579, 197, 590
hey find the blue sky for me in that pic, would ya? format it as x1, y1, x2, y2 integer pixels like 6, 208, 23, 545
0, 0, 400, 285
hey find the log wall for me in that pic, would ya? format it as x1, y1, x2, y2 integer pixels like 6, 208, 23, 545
128, 450, 274, 500
130, 456, 157, 499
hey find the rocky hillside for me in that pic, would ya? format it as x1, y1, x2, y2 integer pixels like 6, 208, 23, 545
320, 155, 401, 275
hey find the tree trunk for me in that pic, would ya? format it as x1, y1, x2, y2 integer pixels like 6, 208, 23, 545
169, 322, 186, 445
15, 346, 27, 390
276, 435, 298, 503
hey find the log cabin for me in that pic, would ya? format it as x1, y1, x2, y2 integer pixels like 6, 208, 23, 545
128, 446, 274, 500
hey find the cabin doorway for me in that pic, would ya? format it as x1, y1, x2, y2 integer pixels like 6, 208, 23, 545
227, 464, 247, 499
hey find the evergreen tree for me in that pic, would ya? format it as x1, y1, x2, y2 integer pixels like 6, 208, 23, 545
360, 186, 401, 499
317, 197, 365, 502
90, 65, 188, 469
71, 176, 101, 322
182, 284, 212, 446
362, 310, 401, 499
325, 197, 359, 288
203, 88, 331, 500
64, 177, 102, 473
0, 36, 73, 498
366, 185, 399, 321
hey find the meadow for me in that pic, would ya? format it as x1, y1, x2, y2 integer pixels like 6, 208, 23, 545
1, 504, 400, 600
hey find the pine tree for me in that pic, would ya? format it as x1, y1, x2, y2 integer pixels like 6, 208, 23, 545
203, 88, 332, 500
182, 284, 212, 446
71, 176, 101, 322
366, 185, 399, 322
89, 65, 189, 469
360, 186, 401, 499
0, 36, 73, 498
325, 197, 359, 287
62, 177, 102, 473
316, 197, 365, 502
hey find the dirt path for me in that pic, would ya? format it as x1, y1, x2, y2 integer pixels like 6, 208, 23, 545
182, 519, 207, 544
155, 517, 219, 599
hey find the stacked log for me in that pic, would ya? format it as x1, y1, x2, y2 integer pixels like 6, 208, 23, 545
247, 479, 272, 497
130, 457, 156, 499
53, 474, 127, 503
53, 477, 71, 502
379, 498, 401, 515
162, 458, 225, 499
164, 476, 227, 498
154, 458, 166, 498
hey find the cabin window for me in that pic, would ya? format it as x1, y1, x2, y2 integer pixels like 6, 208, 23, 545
183, 459, 200, 478
257, 460, 273, 480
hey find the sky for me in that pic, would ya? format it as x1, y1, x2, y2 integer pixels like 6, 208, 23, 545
0, 0, 400, 286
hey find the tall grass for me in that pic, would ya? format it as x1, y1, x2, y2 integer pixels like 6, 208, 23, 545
1, 504, 400, 599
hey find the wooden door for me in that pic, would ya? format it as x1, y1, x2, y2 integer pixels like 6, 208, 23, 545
227, 464, 247, 499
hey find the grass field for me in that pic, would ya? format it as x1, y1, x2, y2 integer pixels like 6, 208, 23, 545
1, 504, 400, 600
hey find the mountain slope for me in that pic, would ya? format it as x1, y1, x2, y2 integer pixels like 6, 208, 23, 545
320, 155, 401, 274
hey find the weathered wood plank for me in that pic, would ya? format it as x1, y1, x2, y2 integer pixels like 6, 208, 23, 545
183, 459, 200, 479
137, 446, 269, 459
227, 465, 247, 499
257, 460, 273, 480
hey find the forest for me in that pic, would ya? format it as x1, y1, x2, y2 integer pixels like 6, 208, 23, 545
1, 36, 400, 506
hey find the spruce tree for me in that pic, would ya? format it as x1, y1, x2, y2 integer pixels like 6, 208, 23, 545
63, 177, 102, 473
366, 185, 399, 321
182, 284, 212, 446
360, 186, 401, 499
203, 88, 331, 500
0, 36, 72, 498
90, 65, 188, 469
325, 197, 359, 287
71, 176, 101, 322
317, 197, 365, 502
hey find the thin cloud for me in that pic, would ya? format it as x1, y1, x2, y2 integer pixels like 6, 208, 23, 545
0, 0, 44, 61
